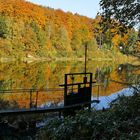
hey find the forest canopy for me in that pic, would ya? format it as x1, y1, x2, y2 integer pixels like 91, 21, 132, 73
0, 0, 139, 59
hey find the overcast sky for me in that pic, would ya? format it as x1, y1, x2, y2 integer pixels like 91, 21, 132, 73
26, 0, 100, 18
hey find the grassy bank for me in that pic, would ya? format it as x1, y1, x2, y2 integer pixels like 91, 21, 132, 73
0, 51, 137, 63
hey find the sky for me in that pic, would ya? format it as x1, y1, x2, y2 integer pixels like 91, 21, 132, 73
26, 0, 101, 18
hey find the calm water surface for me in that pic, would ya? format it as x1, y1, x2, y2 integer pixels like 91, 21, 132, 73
0, 60, 138, 110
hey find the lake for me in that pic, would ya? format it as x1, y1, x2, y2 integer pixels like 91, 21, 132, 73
0, 60, 139, 110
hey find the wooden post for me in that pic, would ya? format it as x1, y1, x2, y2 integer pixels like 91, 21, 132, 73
89, 73, 92, 110
35, 91, 39, 109
30, 90, 32, 108
64, 74, 67, 106
85, 44, 87, 76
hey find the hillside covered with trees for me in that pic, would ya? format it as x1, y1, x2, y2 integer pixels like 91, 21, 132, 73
0, 0, 139, 60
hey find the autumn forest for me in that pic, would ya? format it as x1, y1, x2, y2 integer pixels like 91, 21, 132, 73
0, 0, 139, 61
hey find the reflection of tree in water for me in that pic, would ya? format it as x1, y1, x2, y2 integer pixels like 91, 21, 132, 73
0, 97, 18, 110
0, 62, 48, 90
95, 66, 112, 89
0, 80, 4, 90
0, 61, 85, 90
117, 63, 140, 84
1, 61, 135, 97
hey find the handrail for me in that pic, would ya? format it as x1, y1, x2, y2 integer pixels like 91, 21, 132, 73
59, 81, 96, 87
0, 84, 102, 94
65, 72, 92, 75
0, 88, 64, 93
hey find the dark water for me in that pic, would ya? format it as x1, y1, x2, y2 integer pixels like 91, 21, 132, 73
0, 60, 139, 110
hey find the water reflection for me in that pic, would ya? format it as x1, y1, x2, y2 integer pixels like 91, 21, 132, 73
0, 61, 139, 110
117, 63, 140, 84
95, 66, 112, 89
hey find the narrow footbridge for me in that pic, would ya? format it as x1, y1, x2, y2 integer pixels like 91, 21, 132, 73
0, 72, 100, 116
0, 100, 99, 116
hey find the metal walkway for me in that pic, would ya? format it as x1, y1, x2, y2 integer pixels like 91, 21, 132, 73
0, 100, 99, 116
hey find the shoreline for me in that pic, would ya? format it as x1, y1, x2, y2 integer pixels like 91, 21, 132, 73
0, 55, 138, 63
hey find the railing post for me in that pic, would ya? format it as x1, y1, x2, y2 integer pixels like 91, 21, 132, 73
30, 90, 32, 109
89, 73, 92, 110
97, 85, 100, 100
35, 90, 39, 109
64, 74, 67, 106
